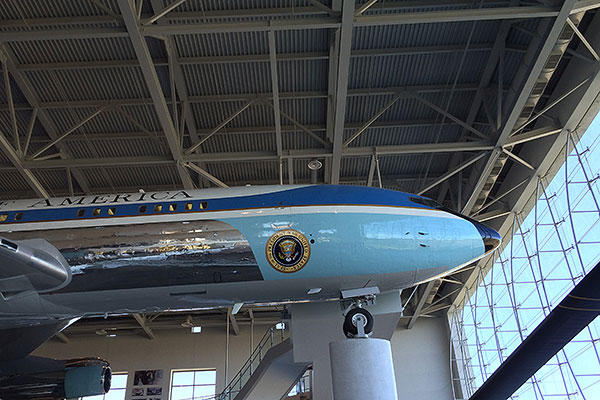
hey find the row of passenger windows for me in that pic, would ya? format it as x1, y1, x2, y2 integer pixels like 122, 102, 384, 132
0, 201, 209, 222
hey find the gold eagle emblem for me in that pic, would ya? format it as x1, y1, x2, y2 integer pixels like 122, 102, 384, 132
265, 229, 311, 273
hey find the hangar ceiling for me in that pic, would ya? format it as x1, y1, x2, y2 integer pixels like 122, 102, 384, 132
2, 0, 600, 336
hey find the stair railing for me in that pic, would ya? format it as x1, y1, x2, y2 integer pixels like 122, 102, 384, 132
212, 322, 290, 400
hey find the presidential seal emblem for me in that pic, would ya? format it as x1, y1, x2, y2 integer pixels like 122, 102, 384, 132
265, 229, 311, 273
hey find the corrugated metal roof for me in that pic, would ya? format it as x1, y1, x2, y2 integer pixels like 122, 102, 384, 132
9, 37, 136, 65
352, 20, 502, 49
0, 0, 108, 19
348, 52, 490, 89
24, 67, 150, 102
174, 31, 269, 58
0, 0, 554, 202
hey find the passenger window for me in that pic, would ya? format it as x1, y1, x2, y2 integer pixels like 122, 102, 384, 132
108, 207, 116, 216
185, 203, 193, 211
0, 214, 7, 222
154, 204, 163, 212
200, 202, 208, 210
92, 208, 101, 216
139, 205, 147, 213
169, 203, 177, 212
77, 209, 85, 217
14, 213, 23, 221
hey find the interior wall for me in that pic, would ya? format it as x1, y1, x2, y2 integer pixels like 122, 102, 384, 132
34, 318, 453, 400
34, 324, 268, 398
391, 318, 454, 400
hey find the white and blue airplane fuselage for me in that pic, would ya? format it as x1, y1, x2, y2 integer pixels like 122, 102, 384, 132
0, 185, 500, 320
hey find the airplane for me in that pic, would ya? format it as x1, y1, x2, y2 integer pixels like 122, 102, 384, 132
0, 184, 500, 399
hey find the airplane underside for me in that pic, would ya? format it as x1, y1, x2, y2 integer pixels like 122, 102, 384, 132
0, 185, 500, 399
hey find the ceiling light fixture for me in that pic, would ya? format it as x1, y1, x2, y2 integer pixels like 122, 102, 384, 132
181, 315, 194, 328
308, 160, 322, 170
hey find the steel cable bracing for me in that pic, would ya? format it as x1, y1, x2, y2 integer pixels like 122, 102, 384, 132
452, 123, 600, 399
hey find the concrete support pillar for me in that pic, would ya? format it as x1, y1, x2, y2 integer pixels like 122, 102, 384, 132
330, 338, 398, 400
290, 290, 403, 400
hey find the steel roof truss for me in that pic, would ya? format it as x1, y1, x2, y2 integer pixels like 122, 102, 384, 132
413, 92, 488, 140
462, 0, 580, 215
0, 45, 91, 194
143, 0, 187, 26
186, 100, 255, 154
417, 152, 489, 196
184, 162, 229, 189
1, 53, 19, 155
330, 0, 355, 184
268, 30, 283, 166
117, 0, 194, 189
30, 106, 107, 160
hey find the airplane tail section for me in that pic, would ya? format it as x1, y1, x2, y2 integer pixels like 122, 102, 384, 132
0, 319, 75, 362
0, 237, 111, 399
0, 236, 75, 361
0, 356, 111, 399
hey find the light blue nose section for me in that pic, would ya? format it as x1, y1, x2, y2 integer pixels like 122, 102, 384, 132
471, 220, 502, 253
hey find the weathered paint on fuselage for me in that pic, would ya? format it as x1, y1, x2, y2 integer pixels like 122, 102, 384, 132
0, 185, 496, 317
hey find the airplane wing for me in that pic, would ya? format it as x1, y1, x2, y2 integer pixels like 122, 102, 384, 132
0, 319, 76, 361
0, 237, 72, 297
0, 237, 73, 361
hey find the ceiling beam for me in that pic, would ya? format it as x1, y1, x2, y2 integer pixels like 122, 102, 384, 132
133, 313, 155, 340
451, 8, 600, 311
0, 44, 91, 194
143, 0, 187, 25
0, 130, 48, 198
572, 0, 600, 14
22, 141, 493, 169
324, 0, 342, 184
461, 0, 579, 215
436, 19, 513, 205
228, 309, 240, 336
184, 162, 229, 188
20, 119, 486, 143
149, 0, 210, 188
407, 280, 437, 329
0, 2, 529, 29
128, 6, 566, 35
344, 93, 404, 147
268, 30, 283, 165
15, 43, 513, 71
117, 0, 194, 189
0, 173, 447, 197
0, 5, 562, 42
503, 125, 562, 147
0, 83, 483, 111
330, 0, 355, 184
417, 152, 488, 196
355, 6, 560, 27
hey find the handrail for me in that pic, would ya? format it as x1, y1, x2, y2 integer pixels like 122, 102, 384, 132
198, 322, 289, 400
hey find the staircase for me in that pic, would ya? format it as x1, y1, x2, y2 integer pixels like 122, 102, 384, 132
212, 323, 310, 400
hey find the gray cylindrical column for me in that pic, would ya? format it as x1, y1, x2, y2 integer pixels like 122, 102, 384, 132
329, 338, 398, 400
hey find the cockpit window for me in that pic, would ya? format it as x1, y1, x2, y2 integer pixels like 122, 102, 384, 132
409, 196, 444, 209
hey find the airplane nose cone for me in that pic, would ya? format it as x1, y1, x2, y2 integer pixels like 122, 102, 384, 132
471, 220, 501, 253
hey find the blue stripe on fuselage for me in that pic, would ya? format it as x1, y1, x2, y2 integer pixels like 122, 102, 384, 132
0, 186, 436, 225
